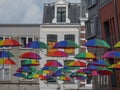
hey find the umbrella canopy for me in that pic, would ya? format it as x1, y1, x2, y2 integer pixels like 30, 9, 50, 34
102, 51, 120, 58
21, 59, 39, 66
41, 66, 58, 71
86, 65, 100, 71
44, 60, 63, 67
52, 68, 64, 77
17, 66, 37, 72
37, 70, 50, 74
74, 52, 97, 59
13, 72, 26, 77
0, 58, 16, 65
58, 76, 71, 81
67, 61, 86, 67
114, 41, 120, 48
70, 72, 86, 77
26, 41, 49, 49
53, 40, 79, 49
19, 52, 41, 59
90, 59, 110, 67
0, 51, 14, 58
0, 39, 21, 46
39, 74, 47, 80
97, 68, 113, 75
26, 73, 39, 79
83, 39, 111, 48
48, 50, 68, 57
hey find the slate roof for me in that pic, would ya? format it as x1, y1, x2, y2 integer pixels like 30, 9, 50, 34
43, 3, 80, 24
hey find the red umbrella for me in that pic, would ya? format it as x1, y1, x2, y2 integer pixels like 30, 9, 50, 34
0, 39, 21, 46
97, 68, 113, 75
48, 50, 68, 57
19, 52, 41, 59
44, 60, 63, 67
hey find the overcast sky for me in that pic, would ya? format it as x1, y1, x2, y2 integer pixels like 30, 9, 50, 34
0, 0, 80, 24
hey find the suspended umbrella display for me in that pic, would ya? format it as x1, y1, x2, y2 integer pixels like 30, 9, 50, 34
83, 39, 111, 48
26, 40, 49, 49
0, 58, 16, 65
13, 72, 26, 78
0, 39, 21, 47
74, 52, 97, 59
90, 59, 110, 67
53, 40, 79, 49
0, 51, 14, 58
67, 61, 86, 67
19, 52, 41, 59
44, 60, 63, 67
102, 51, 120, 58
21, 59, 39, 66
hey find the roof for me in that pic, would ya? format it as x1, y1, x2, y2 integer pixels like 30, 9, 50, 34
43, 3, 80, 24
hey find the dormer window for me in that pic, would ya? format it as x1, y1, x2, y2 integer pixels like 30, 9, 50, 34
57, 7, 66, 22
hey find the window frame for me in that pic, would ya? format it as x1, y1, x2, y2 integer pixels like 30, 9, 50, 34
19, 36, 35, 49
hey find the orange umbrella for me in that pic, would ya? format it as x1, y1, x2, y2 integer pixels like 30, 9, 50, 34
0, 58, 16, 65
0, 39, 21, 46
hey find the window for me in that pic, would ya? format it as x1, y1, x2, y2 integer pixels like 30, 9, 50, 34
87, 0, 97, 9
0, 65, 10, 80
85, 16, 99, 38
47, 34, 57, 56
64, 34, 75, 54
57, 7, 66, 22
20, 36, 34, 48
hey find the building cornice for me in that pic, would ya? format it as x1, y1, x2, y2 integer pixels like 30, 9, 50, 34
0, 24, 40, 27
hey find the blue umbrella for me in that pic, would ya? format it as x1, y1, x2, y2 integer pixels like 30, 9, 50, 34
52, 68, 64, 77
16, 66, 37, 72
83, 39, 111, 48
13, 72, 26, 77
53, 40, 79, 49
26, 41, 49, 49
0, 51, 14, 58
103, 51, 120, 58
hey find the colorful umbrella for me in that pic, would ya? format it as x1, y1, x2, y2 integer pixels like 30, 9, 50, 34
97, 68, 113, 75
26, 73, 39, 79
26, 41, 49, 49
37, 70, 50, 74
74, 52, 97, 59
16, 66, 37, 72
0, 51, 14, 58
83, 39, 111, 48
67, 61, 86, 67
21, 59, 39, 66
70, 72, 86, 77
53, 40, 79, 49
13, 72, 26, 77
41, 66, 58, 71
90, 59, 110, 67
19, 52, 41, 59
114, 41, 120, 48
52, 68, 64, 77
86, 65, 100, 70
47, 50, 68, 57
102, 51, 120, 58
0, 58, 16, 65
0, 39, 21, 46
44, 60, 63, 67
58, 76, 71, 81
39, 74, 47, 80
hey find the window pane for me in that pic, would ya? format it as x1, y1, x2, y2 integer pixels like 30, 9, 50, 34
21, 37, 26, 48
4, 68, 9, 80
57, 7, 66, 22
28, 37, 33, 43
